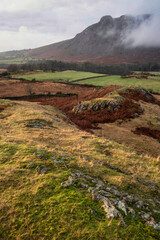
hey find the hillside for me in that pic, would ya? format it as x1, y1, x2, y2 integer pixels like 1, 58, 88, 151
0, 96, 160, 239
0, 14, 160, 64
28, 14, 160, 64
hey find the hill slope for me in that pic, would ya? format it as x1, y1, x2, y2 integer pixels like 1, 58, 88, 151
1, 14, 160, 64
0, 89, 160, 238
29, 14, 160, 64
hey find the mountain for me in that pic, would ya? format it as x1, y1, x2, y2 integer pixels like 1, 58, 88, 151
1, 14, 160, 64
27, 14, 160, 64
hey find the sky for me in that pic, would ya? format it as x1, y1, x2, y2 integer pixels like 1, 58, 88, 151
0, 0, 160, 52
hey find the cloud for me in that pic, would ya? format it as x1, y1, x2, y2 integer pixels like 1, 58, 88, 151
0, 0, 53, 12
0, 26, 66, 52
124, 15, 160, 47
0, 0, 160, 51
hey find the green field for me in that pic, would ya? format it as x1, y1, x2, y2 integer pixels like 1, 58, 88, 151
12, 70, 160, 93
77, 75, 160, 93
13, 71, 105, 82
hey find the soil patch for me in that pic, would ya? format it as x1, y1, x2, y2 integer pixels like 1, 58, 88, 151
132, 127, 160, 141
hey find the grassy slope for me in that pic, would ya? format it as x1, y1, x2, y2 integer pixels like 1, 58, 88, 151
0, 99, 160, 239
77, 75, 160, 93
13, 71, 105, 82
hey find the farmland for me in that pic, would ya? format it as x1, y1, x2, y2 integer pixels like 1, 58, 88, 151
11, 70, 160, 94
13, 70, 105, 82
77, 74, 160, 94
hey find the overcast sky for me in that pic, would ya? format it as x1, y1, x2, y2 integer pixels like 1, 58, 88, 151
0, 0, 160, 52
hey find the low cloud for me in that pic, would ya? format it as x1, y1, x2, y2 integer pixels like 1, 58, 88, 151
124, 15, 160, 47
0, 0, 160, 51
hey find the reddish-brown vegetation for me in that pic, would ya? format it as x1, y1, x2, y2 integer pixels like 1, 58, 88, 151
0, 104, 8, 112
1, 79, 159, 132
0, 79, 96, 98
132, 127, 160, 141
22, 86, 143, 131
119, 88, 160, 106
68, 99, 142, 130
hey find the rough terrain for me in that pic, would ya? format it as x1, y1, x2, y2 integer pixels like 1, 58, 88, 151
0, 99, 160, 239
0, 78, 160, 239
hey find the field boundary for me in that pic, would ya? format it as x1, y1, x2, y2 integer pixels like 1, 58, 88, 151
70, 74, 109, 83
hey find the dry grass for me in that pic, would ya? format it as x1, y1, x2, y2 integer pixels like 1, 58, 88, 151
93, 101, 160, 157
0, 99, 160, 239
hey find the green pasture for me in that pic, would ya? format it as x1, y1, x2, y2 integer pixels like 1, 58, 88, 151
13, 71, 105, 82
77, 75, 160, 93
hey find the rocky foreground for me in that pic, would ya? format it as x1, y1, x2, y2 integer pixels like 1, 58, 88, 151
0, 91, 160, 239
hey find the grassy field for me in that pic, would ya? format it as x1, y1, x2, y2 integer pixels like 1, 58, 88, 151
0, 58, 28, 64
13, 70, 160, 93
13, 71, 105, 82
77, 75, 160, 93
0, 99, 159, 239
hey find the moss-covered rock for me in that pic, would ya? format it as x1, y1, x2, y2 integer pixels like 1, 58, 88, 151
73, 92, 125, 114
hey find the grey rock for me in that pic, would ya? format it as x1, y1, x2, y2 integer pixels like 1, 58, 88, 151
102, 197, 120, 219
54, 160, 64, 163
74, 172, 83, 178
137, 178, 160, 190
117, 200, 127, 215
153, 209, 160, 214
135, 200, 144, 208
106, 187, 122, 197
140, 211, 151, 220
61, 176, 75, 187
84, 175, 92, 180
146, 216, 160, 230
27, 162, 34, 167
92, 179, 98, 183
109, 198, 119, 205
99, 190, 112, 197
146, 199, 157, 207
124, 194, 139, 203
146, 217, 157, 228
92, 193, 102, 201
40, 167, 47, 174
97, 180, 105, 187
154, 222, 160, 231
133, 113, 139, 117
88, 187, 96, 193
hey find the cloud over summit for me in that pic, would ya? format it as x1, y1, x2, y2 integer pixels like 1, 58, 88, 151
0, 0, 160, 51
124, 14, 160, 47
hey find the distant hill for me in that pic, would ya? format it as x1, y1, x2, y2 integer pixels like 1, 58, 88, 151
1, 14, 160, 64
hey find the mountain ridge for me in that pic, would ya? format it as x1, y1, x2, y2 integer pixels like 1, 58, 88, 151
1, 14, 160, 64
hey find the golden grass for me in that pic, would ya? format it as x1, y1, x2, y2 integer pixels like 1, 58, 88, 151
0, 99, 160, 239
0, 99, 159, 198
